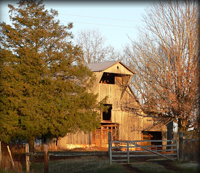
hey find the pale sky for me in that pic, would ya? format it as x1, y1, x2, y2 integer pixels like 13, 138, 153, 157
0, 1, 154, 52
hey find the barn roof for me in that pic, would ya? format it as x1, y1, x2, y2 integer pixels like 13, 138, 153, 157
87, 61, 134, 74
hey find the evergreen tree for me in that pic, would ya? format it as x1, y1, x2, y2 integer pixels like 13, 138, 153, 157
0, 0, 100, 144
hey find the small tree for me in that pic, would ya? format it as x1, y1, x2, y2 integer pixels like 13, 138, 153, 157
0, 0, 100, 146
124, 0, 199, 133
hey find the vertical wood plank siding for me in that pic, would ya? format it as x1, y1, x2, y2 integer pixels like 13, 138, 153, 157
54, 62, 167, 149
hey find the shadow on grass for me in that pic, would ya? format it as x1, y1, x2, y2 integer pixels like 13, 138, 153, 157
30, 156, 127, 173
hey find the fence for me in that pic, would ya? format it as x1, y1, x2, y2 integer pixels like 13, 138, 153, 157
0, 134, 199, 171
182, 139, 199, 161
108, 134, 178, 164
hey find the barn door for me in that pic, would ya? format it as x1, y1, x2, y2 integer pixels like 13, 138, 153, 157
92, 124, 119, 148
92, 129, 101, 147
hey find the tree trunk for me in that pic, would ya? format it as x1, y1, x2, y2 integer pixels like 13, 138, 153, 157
29, 137, 35, 163
167, 121, 173, 149
178, 118, 183, 161
29, 137, 35, 153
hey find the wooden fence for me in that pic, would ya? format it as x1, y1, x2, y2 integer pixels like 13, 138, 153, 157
182, 139, 199, 161
108, 136, 178, 164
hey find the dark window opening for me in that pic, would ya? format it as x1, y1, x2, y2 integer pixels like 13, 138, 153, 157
100, 73, 115, 84
99, 72, 131, 85
142, 131, 162, 146
102, 104, 112, 121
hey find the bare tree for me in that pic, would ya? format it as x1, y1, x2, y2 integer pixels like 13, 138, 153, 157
124, 0, 199, 132
75, 28, 122, 63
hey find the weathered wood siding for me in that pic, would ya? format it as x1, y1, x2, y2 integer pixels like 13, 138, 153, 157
55, 62, 167, 149
57, 131, 91, 149
103, 63, 133, 75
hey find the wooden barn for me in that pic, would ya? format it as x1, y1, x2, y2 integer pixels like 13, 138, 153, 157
51, 61, 169, 150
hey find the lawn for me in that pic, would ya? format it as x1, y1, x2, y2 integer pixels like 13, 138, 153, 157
30, 156, 127, 173
0, 156, 199, 173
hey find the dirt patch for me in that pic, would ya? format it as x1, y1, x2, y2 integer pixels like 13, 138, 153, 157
154, 160, 180, 171
123, 164, 145, 173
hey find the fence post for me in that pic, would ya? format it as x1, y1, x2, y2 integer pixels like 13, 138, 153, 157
25, 143, 30, 172
0, 141, 2, 167
44, 144, 49, 173
178, 132, 183, 161
127, 142, 130, 164
108, 132, 112, 165
89, 132, 91, 149
176, 139, 179, 160
7, 146, 14, 168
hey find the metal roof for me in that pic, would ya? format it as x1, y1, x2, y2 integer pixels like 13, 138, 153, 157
87, 61, 134, 74
87, 61, 118, 72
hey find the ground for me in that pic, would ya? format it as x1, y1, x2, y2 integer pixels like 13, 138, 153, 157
0, 155, 199, 173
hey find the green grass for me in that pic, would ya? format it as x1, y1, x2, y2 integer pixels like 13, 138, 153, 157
30, 159, 200, 173
128, 160, 200, 173
172, 161, 200, 173
0, 157, 199, 173
0, 168, 17, 173
49, 157, 126, 173
131, 161, 174, 173
27, 156, 127, 173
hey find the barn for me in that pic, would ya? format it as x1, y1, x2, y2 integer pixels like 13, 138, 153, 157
51, 61, 169, 150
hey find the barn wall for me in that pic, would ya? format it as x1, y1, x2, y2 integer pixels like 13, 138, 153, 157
57, 131, 91, 149
54, 62, 167, 149
104, 63, 133, 75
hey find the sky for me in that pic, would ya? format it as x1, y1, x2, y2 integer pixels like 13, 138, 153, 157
0, 1, 154, 52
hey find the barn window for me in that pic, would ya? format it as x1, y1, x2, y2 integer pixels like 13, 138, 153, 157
102, 104, 112, 121
99, 73, 115, 84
